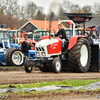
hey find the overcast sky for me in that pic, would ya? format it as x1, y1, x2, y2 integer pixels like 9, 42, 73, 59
18, 0, 100, 14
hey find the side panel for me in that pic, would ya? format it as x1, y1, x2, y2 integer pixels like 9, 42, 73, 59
89, 45, 100, 71
29, 50, 36, 59
35, 38, 62, 57
47, 44, 51, 54
47, 41, 62, 54
68, 36, 83, 50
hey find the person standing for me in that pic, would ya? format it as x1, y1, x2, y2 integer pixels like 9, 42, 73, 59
28, 42, 32, 50
56, 24, 68, 48
85, 32, 94, 44
21, 38, 29, 65
31, 43, 35, 50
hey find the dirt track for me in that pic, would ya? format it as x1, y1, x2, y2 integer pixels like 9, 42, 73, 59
0, 67, 100, 100
0, 69, 100, 84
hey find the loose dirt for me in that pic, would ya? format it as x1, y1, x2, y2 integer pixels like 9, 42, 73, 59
1, 90, 100, 100
0, 67, 100, 100
0, 69, 100, 85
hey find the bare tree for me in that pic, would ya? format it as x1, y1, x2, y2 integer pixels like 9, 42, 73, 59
92, 2, 100, 17
62, 0, 73, 13
34, 7, 46, 20
58, 0, 76, 20
70, 4, 81, 13
58, 4, 66, 20
60, 0, 81, 13
0, 0, 21, 29
19, 6, 26, 25
82, 5, 92, 13
0, 0, 20, 18
23, 1, 37, 20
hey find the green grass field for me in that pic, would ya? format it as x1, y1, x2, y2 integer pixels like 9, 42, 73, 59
0, 79, 100, 89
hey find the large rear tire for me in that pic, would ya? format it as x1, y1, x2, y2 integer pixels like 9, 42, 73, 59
25, 57, 33, 73
68, 38, 91, 73
5, 48, 15, 66
6, 48, 23, 66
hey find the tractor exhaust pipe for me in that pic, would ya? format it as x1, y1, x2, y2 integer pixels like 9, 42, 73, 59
49, 12, 54, 40
49, 30, 51, 40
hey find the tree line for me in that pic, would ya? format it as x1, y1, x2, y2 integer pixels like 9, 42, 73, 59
0, 0, 100, 29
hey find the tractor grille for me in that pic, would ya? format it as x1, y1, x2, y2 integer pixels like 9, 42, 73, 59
36, 47, 45, 51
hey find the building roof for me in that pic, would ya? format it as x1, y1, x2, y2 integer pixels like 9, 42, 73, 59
86, 18, 100, 27
19, 20, 67, 33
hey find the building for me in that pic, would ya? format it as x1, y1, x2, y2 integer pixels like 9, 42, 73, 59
19, 20, 67, 33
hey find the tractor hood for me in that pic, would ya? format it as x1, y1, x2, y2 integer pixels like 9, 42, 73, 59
35, 38, 62, 57
36, 39, 58, 47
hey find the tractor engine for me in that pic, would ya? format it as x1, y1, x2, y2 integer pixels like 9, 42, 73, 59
24, 37, 63, 73
35, 38, 62, 58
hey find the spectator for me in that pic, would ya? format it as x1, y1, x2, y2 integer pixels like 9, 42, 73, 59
31, 43, 35, 50
56, 24, 68, 48
92, 33, 97, 39
25, 35, 28, 39
85, 32, 94, 44
28, 42, 32, 50
21, 38, 29, 65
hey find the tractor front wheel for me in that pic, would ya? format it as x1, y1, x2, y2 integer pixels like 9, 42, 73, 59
25, 57, 33, 73
52, 57, 62, 73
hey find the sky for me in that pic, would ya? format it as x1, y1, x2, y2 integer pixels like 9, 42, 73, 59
18, 0, 100, 14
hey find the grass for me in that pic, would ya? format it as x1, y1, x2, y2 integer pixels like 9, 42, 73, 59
0, 79, 100, 95
0, 79, 100, 89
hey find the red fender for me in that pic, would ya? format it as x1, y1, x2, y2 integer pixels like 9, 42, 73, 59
68, 36, 85, 50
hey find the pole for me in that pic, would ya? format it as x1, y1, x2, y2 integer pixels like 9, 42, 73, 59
45, 17, 46, 30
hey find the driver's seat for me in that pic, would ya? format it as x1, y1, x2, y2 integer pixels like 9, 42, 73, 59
62, 41, 69, 52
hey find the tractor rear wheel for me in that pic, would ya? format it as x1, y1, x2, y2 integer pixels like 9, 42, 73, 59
68, 38, 91, 73
7, 48, 23, 66
5, 48, 15, 66
52, 57, 62, 73
25, 57, 33, 73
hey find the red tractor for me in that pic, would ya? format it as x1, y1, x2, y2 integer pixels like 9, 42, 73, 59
24, 13, 100, 73
24, 20, 93, 73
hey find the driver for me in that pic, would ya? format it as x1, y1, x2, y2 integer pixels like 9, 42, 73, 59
56, 24, 68, 48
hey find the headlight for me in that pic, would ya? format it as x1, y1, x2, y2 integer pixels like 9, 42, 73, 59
36, 52, 40, 56
41, 52, 45, 56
